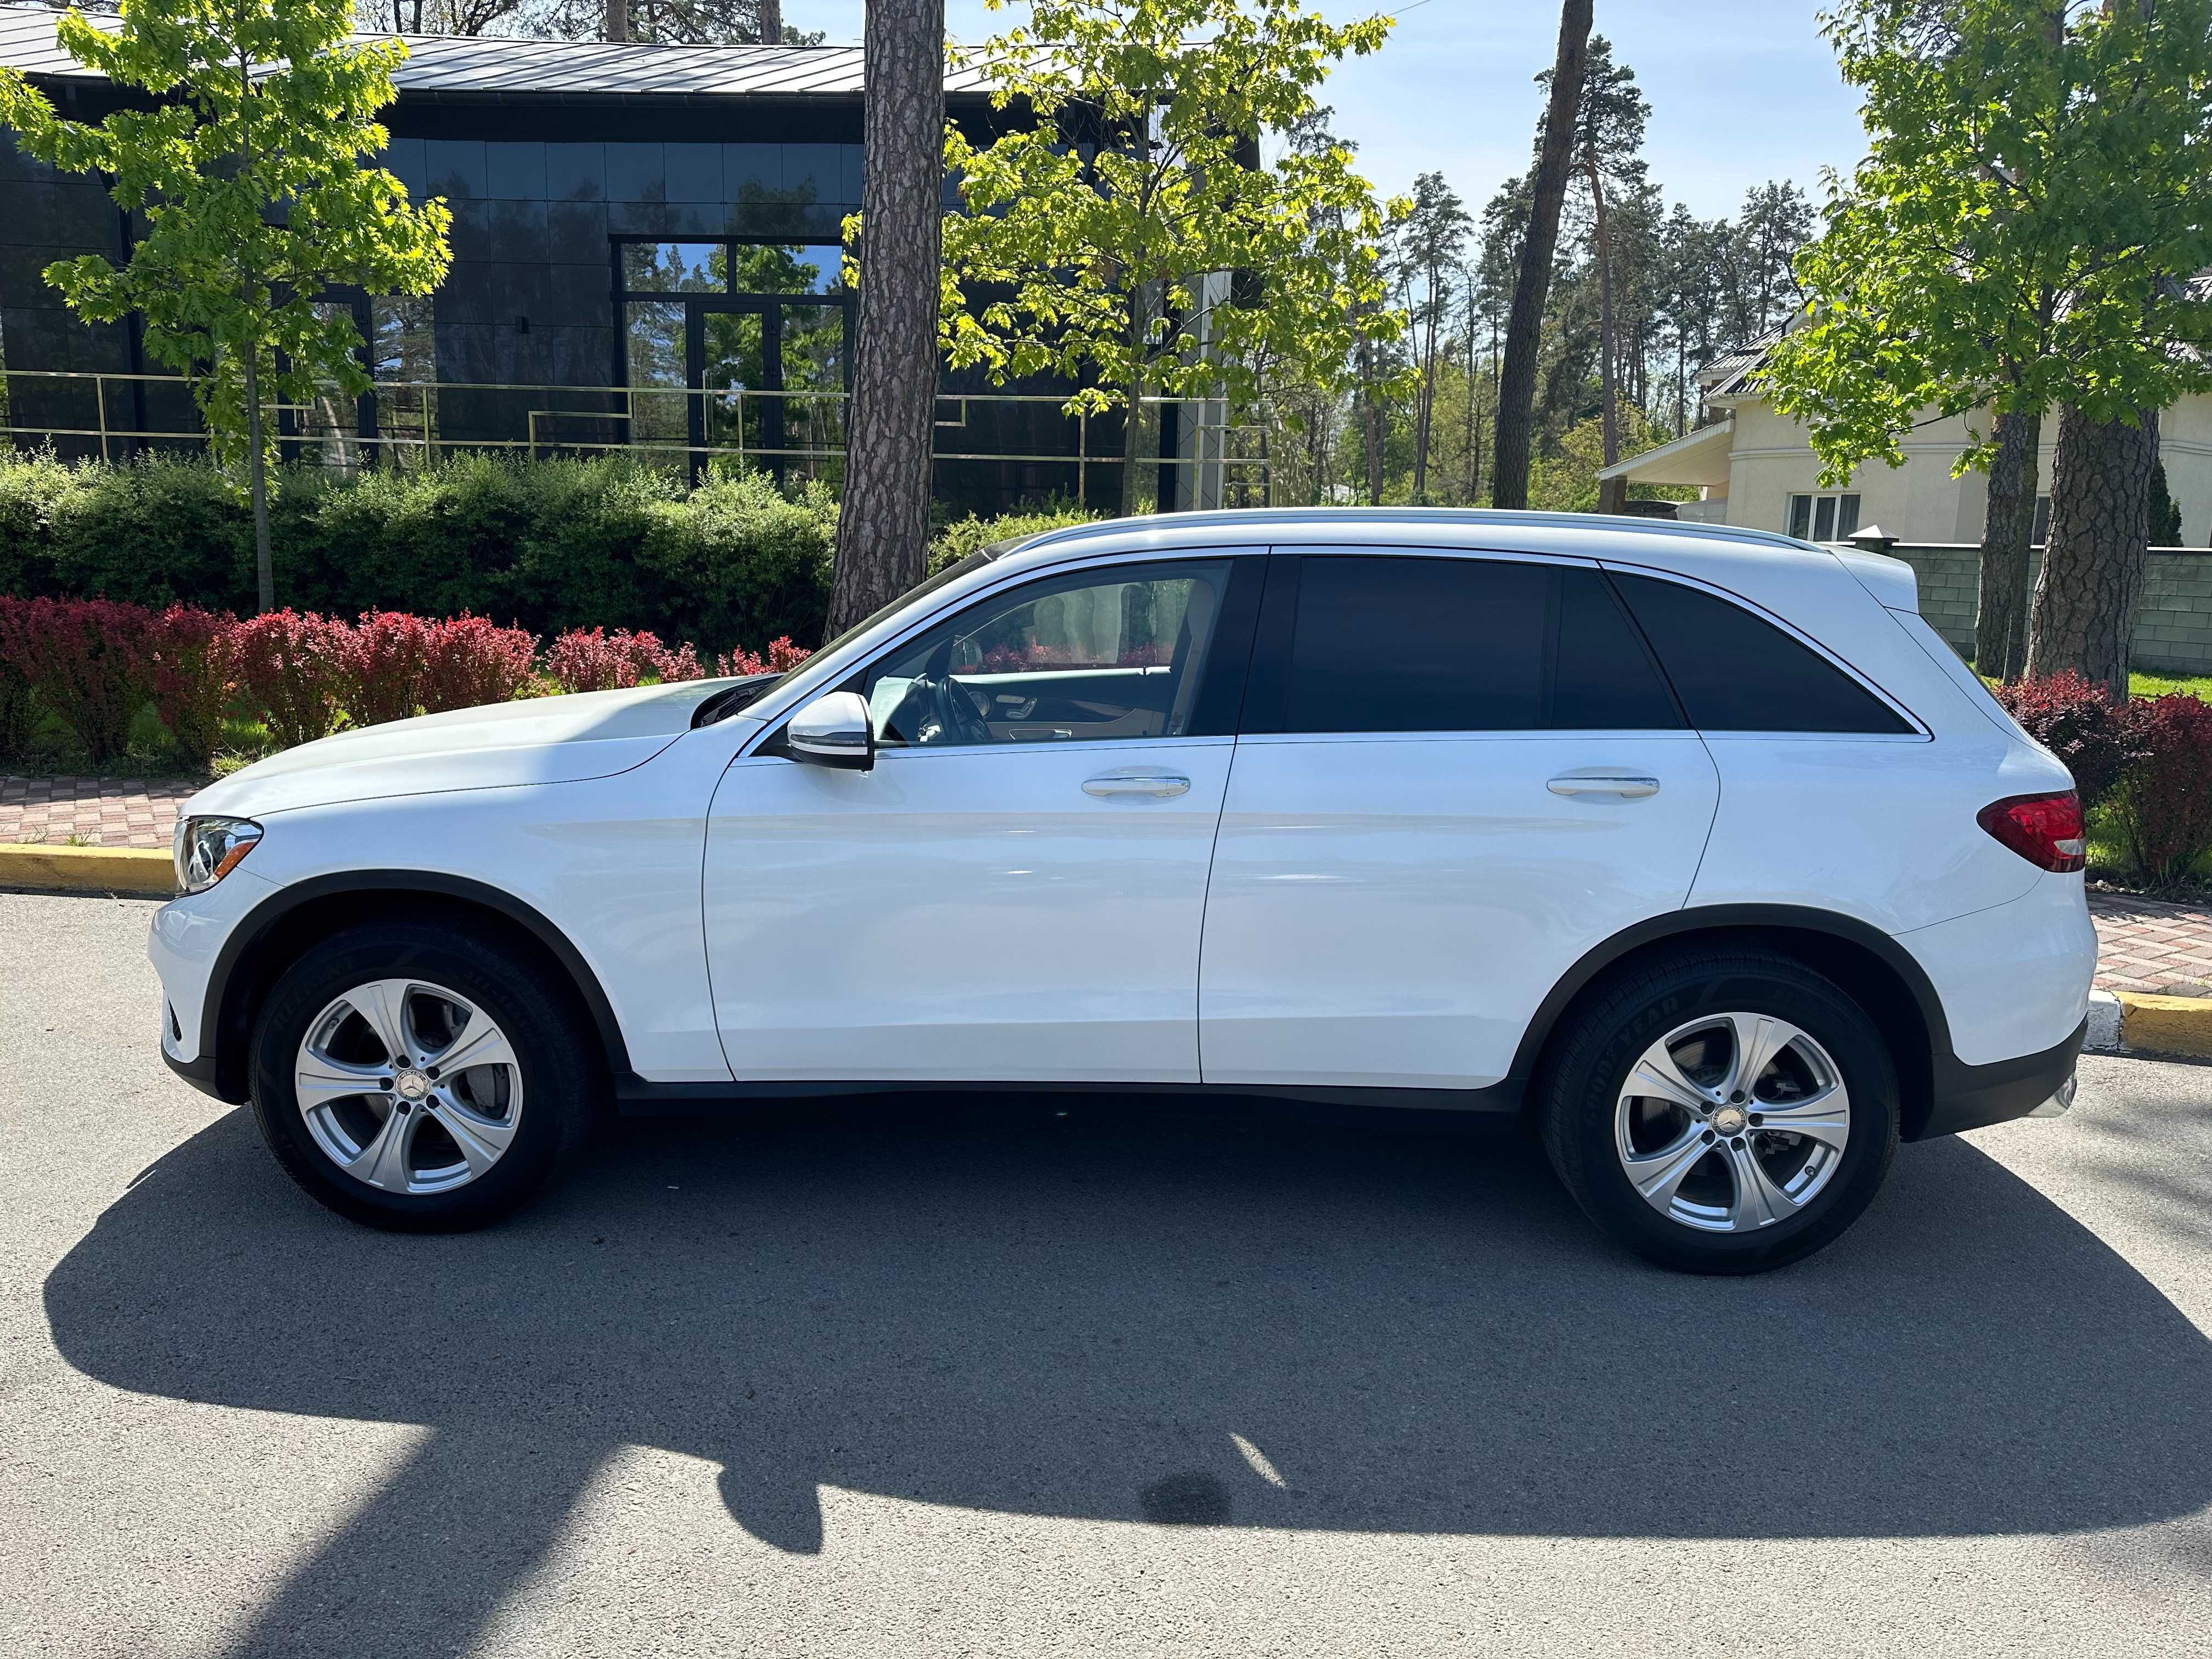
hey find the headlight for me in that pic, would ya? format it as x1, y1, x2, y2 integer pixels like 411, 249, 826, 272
172, 816, 262, 895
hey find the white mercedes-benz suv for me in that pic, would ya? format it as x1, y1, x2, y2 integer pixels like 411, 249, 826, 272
150, 510, 2095, 1272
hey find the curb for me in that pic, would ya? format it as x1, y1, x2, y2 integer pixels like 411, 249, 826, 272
2084, 988, 2212, 1060
0, 843, 174, 897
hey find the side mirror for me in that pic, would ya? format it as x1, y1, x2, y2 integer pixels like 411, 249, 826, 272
786, 690, 874, 771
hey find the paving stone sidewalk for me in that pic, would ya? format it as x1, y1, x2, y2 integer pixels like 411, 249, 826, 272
7, 775, 2212, 996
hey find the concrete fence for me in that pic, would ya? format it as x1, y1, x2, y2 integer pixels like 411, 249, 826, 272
1871, 543, 2212, 677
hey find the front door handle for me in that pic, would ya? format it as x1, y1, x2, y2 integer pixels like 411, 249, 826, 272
1548, 774, 1661, 799
1084, 771, 1192, 799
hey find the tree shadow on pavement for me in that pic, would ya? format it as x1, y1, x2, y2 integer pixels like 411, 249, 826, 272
44, 1096, 2212, 1658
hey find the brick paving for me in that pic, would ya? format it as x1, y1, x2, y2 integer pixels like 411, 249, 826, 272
5, 774, 2210, 997
0, 775, 200, 852
2089, 891, 2212, 997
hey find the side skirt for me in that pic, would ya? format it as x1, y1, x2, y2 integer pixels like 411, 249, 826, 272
614, 1073, 1527, 1118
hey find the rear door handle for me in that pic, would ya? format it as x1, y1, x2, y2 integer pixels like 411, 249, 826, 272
1083, 771, 1192, 799
1548, 774, 1661, 799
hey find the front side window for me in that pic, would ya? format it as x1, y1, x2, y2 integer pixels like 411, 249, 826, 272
1271, 556, 1681, 734
1787, 492, 1861, 542
862, 562, 1233, 748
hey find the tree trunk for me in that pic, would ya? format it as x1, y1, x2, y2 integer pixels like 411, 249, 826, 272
757, 0, 781, 42
2025, 403, 2157, 699
1491, 0, 1592, 510
605, 0, 628, 42
825, 0, 944, 636
1359, 339, 1384, 503
1118, 363, 1148, 517
1590, 155, 1618, 470
1974, 404, 2041, 681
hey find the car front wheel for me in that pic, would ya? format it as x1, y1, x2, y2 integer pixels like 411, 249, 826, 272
249, 921, 594, 1231
1541, 949, 1900, 1274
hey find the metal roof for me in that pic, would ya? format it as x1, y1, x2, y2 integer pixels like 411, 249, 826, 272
0, 4, 998, 98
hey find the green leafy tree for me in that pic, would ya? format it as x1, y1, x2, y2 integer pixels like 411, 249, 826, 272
941, 0, 1406, 516
0, 0, 452, 611
1390, 171, 1471, 501
1760, 0, 2212, 691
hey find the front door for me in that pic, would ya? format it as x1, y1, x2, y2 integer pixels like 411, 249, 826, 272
703, 555, 1262, 1085
1199, 550, 1722, 1091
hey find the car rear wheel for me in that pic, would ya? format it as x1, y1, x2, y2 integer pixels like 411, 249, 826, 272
249, 921, 594, 1231
1541, 950, 1899, 1274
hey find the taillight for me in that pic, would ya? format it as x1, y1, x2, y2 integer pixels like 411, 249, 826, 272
1978, 790, 2086, 873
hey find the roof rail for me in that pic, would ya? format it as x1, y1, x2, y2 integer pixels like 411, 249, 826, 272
1011, 506, 1816, 558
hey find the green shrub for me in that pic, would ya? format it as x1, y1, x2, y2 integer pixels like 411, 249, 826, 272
928, 500, 1099, 573
0, 451, 843, 653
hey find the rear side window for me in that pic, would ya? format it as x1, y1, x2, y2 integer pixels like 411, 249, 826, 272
1271, 556, 1681, 733
1610, 572, 1912, 734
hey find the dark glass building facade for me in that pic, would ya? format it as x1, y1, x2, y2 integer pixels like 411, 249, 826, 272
0, 12, 1117, 514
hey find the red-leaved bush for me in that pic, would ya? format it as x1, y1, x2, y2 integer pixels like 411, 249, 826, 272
139, 604, 236, 765
2108, 693, 2212, 887
0, 599, 41, 757
0, 596, 154, 763
545, 627, 703, 693
230, 610, 349, 749
716, 636, 812, 678
340, 611, 436, 727
419, 616, 540, 714
1991, 670, 2136, 810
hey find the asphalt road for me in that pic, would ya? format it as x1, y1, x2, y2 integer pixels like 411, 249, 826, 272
2, 892, 2209, 1658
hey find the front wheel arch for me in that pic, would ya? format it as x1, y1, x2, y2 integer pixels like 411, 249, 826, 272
205, 874, 630, 1103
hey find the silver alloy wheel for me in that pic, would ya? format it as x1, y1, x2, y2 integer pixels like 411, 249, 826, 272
1613, 1011, 1850, 1233
294, 978, 525, 1195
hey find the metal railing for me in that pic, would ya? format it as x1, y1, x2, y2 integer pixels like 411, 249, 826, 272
0, 370, 1273, 507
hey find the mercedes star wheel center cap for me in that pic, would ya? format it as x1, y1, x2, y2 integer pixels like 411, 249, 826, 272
394, 1069, 432, 1102
1711, 1104, 1749, 1137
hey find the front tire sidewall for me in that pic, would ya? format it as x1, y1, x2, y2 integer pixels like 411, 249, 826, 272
249, 925, 587, 1232
1547, 956, 1899, 1274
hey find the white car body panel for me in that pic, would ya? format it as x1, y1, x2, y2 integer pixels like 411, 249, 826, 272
705, 738, 1233, 1082
1199, 729, 1720, 1088
147, 509, 2097, 1128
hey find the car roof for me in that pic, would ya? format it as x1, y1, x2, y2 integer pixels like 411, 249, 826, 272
984, 507, 1821, 579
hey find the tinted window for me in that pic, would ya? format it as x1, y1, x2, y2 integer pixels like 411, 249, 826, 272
1611, 572, 1913, 733
1277, 557, 1680, 733
862, 562, 1233, 747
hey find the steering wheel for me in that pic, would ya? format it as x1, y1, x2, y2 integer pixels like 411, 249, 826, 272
914, 640, 992, 746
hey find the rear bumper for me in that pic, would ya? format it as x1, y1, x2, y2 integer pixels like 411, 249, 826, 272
1911, 1015, 2086, 1141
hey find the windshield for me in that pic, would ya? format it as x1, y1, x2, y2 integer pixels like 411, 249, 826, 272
692, 548, 1007, 727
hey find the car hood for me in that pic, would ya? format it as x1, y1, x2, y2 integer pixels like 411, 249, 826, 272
187, 681, 731, 820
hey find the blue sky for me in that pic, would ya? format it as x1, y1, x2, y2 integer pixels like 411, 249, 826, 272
800, 2, 1872, 222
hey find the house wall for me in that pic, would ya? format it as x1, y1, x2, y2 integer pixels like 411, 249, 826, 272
1882, 542, 2212, 677
1722, 395, 2212, 547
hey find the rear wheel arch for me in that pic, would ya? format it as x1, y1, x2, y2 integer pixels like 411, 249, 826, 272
205, 873, 630, 1103
1512, 908, 1942, 1142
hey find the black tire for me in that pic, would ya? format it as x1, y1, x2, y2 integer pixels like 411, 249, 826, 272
1540, 949, 1899, 1274
249, 920, 595, 1232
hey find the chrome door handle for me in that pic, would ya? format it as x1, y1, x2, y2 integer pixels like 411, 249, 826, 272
1547, 774, 1661, 799
1083, 771, 1192, 799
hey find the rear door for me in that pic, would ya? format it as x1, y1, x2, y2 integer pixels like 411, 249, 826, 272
1197, 549, 1722, 1091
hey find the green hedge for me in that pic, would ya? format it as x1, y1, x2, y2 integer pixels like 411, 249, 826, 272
0, 452, 1098, 652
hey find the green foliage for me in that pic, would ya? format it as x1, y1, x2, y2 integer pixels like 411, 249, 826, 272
1762, 0, 2212, 485
0, 0, 450, 499
940, 0, 1407, 426
0, 452, 843, 652
927, 501, 1100, 574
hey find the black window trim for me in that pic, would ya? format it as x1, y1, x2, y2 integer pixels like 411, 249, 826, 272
1595, 559, 1929, 740
1238, 545, 1692, 740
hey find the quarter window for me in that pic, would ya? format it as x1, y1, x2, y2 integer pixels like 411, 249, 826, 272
1272, 556, 1681, 734
1611, 572, 1912, 734
862, 562, 1234, 748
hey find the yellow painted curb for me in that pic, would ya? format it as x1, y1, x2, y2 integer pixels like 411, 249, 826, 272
0, 842, 174, 896
2117, 991, 2212, 1060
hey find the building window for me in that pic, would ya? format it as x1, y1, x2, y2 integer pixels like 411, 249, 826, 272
614, 238, 854, 478
368, 295, 437, 467
1788, 492, 1861, 542
2033, 494, 2052, 545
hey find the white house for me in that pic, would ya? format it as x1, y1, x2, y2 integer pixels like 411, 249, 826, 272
1598, 333, 2212, 546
